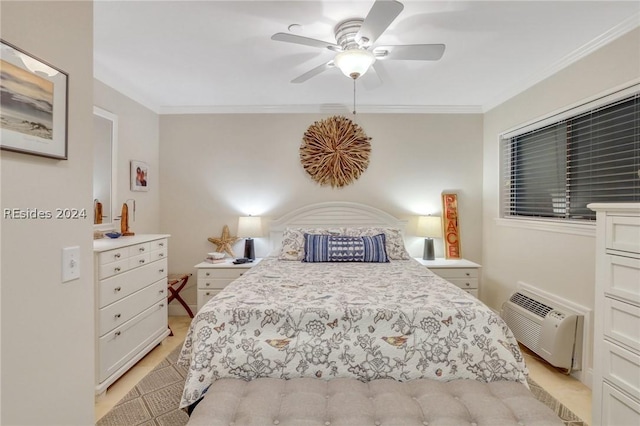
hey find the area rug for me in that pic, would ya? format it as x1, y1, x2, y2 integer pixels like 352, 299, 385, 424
97, 346, 586, 426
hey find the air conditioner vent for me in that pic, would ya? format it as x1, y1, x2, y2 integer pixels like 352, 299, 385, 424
509, 292, 553, 318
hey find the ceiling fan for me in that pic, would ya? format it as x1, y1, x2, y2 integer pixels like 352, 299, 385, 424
271, 0, 445, 84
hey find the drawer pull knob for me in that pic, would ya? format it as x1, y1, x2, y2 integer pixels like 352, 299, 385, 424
240, 272, 244, 276
205, 292, 211, 296
114, 267, 121, 273
139, 247, 145, 252
159, 253, 164, 257
465, 272, 470, 276
159, 289, 165, 294
159, 303, 165, 308
206, 283, 210, 287
139, 259, 146, 264
159, 269, 165, 273
465, 283, 470, 287
206, 272, 210, 277
115, 331, 121, 337
114, 253, 121, 259
159, 242, 164, 247
114, 286, 122, 292
114, 313, 121, 319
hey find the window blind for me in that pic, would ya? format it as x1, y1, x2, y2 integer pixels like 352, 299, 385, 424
502, 91, 640, 222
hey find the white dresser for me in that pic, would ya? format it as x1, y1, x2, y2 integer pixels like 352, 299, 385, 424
194, 259, 261, 313
414, 258, 481, 298
589, 203, 640, 426
93, 234, 171, 395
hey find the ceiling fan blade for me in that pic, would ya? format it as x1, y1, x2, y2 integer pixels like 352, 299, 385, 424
271, 33, 340, 51
374, 44, 446, 61
356, 0, 404, 46
362, 63, 383, 90
291, 61, 333, 83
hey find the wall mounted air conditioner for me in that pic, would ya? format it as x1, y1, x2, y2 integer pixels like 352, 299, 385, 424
502, 288, 583, 372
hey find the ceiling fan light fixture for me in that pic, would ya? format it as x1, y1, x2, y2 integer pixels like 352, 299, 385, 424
334, 49, 375, 79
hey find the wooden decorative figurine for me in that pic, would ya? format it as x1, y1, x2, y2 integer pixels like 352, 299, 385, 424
120, 202, 135, 236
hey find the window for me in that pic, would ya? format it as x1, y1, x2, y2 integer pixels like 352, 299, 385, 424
501, 89, 640, 222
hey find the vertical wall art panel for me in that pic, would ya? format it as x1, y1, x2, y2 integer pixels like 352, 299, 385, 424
442, 192, 461, 259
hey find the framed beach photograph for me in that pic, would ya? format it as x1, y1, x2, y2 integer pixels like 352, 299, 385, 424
130, 160, 149, 191
0, 40, 68, 159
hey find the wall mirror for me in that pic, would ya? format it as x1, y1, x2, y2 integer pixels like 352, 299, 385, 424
93, 106, 118, 231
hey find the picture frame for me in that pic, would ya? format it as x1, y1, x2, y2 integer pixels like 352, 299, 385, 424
130, 160, 149, 192
0, 40, 68, 160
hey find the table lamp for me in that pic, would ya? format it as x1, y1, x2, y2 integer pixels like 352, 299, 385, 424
237, 216, 263, 260
417, 215, 443, 261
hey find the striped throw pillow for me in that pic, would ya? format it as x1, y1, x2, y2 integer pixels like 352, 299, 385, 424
303, 233, 389, 263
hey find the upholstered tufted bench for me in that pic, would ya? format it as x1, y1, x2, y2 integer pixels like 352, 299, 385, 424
187, 377, 564, 426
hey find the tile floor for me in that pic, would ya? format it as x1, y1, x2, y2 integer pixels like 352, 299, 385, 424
521, 346, 593, 425
95, 316, 593, 425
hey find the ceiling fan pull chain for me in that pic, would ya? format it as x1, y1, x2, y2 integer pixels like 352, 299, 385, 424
353, 78, 357, 115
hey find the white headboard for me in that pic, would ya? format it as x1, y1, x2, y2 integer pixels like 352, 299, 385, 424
268, 201, 407, 252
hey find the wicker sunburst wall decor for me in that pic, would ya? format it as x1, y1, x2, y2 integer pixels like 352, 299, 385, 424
300, 115, 371, 188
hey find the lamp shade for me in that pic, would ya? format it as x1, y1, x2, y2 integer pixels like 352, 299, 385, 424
417, 215, 443, 238
237, 216, 263, 238
333, 49, 376, 79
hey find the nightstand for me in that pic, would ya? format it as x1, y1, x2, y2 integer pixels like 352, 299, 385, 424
414, 258, 482, 298
194, 258, 262, 312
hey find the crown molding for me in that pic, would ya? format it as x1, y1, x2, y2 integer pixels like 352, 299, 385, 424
157, 104, 483, 115
482, 12, 640, 113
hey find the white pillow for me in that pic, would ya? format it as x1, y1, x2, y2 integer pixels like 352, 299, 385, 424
344, 227, 410, 260
278, 227, 344, 261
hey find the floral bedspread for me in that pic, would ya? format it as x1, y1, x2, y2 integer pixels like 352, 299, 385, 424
178, 257, 528, 409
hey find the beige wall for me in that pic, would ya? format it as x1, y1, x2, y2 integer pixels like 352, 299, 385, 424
482, 27, 640, 384
160, 113, 484, 312
0, 1, 95, 424
94, 80, 161, 234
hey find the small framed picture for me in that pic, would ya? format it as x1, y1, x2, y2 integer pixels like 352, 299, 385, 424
0, 40, 68, 159
130, 160, 149, 192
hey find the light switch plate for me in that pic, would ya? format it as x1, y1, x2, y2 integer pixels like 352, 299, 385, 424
62, 246, 80, 282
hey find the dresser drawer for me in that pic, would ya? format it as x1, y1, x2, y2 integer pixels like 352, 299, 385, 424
465, 289, 479, 298
99, 247, 129, 265
98, 278, 167, 336
99, 258, 168, 308
604, 255, 640, 305
431, 268, 478, 279
150, 238, 168, 251
99, 258, 131, 280
129, 252, 151, 268
129, 242, 151, 256
98, 301, 168, 382
198, 278, 235, 290
601, 382, 640, 426
150, 247, 168, 262
605, 297, 640, 352
198, 289, 222, 309
606, 215, 640, 255
198, 268, 247, 280
603, 340, 640, 398
446, 278, 478, 291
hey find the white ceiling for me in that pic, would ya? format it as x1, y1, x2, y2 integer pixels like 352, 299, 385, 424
93, 1, 640, 114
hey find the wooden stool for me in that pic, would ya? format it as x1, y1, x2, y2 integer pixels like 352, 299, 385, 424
168, 273, 194, 319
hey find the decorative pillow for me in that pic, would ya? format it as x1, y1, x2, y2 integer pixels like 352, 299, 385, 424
344, 227, 411, 260
279, 227, 344, 261
303, 233, 389, 263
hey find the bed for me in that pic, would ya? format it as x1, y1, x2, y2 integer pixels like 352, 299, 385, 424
178, 202, 528, 410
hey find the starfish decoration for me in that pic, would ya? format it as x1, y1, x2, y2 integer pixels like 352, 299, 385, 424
208, 225, 239, 258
